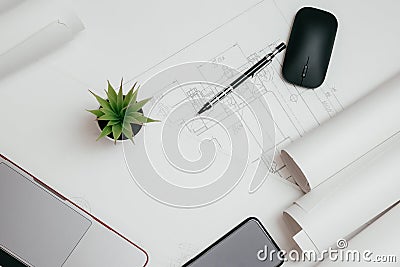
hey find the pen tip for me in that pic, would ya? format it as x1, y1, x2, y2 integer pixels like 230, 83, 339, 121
197, 108, 205, 115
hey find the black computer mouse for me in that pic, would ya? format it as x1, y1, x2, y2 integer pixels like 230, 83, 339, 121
282, 7, 338, 89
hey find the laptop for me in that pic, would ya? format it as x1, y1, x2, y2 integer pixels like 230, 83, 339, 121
0, 154, 148, 267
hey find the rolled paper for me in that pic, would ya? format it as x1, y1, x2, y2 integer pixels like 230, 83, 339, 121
281, 72, 400, 192
0, 0, 24, 13
283, 134, 400, 254
0, 0, 84, 79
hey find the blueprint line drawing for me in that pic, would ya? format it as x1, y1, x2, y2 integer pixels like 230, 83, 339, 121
206, 41, 344, 184
123, 61, 276, 207
122, 0, 347, 198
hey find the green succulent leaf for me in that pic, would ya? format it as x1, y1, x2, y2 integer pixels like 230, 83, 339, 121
131, 112, 152, 123
131, 86, 139, 104
125, 110, 139, 119
117, 79, 124, 111
124, 113, 142, 125
122, 123, 134, 142
125, 110, 157, 124
123, 83, 138, 107
100, 107, 117, 116
123, 94, 132, 108
123, 88, 134, 107
144, 117, 160, 123
87, 109, 104, 117
98, 113, 119, 121
126, 98, 151, 113
106, 81, 118, 111
122, 119, 131, 130
106, 120, 120, 127
89, 90, 112, 110
112, 124, 123, 142
96, 125, 112, 141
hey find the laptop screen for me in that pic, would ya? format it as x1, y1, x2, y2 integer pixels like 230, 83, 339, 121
0, 162, 91, 267
0, 246, 28, 267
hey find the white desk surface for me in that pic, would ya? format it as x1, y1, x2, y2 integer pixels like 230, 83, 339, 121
1, 0, 400, 266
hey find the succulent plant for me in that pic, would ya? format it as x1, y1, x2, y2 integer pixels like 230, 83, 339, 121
87, 79, 158, 143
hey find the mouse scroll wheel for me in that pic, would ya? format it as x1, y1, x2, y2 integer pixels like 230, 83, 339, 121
302, 64, 308, 78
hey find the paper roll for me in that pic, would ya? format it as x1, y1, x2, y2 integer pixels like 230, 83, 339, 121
0, 0, 24, 13
0, 0, 84, 79
281, 72, 400, 192
283, 134, 400, 254
317, 203, 400, 266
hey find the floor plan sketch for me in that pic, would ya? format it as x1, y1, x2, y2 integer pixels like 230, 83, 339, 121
123, 0, 347, 193
205, 41, 345, 183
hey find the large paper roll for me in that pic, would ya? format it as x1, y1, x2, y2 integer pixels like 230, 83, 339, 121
283, 134, 400, 254
281, 72, 400, 192
317, 203, 400, 266
0, 0, 84, 79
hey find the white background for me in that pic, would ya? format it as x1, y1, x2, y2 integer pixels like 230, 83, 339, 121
0, 0, 400, 266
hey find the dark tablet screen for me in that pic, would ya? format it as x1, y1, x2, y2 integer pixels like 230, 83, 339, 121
183, 217, 283, 267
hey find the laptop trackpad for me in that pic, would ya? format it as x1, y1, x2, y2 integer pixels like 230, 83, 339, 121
64, 223, 148, 267
0, 163, 91, 267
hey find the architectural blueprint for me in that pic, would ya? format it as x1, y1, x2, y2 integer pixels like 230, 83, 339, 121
205, 41, 344, 184
121, 0, 346, 203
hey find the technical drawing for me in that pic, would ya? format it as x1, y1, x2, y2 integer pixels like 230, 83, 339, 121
206, 41, 344, 184
123, 0, 347, 200
124, 61, 276, 207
